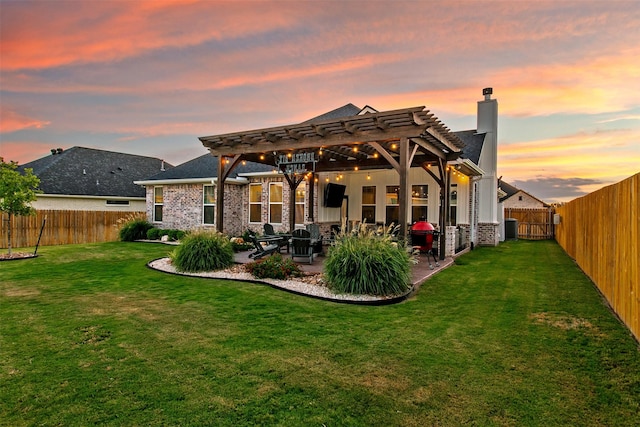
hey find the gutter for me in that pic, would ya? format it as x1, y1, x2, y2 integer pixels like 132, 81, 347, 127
134, 177, 249, 186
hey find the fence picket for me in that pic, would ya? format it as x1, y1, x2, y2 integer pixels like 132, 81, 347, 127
555, 173, 639, 342
0, 210, 144, 249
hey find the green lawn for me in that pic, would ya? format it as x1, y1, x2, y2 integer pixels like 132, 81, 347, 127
1, 240, 638, 426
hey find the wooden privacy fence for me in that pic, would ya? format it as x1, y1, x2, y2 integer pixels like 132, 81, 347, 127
505, 207, 555, 239
555, 173, 639, 341
0, 210, 145, 249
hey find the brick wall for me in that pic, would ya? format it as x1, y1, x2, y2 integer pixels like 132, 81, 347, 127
477, 222, 499, 246
145, 183, 244, 235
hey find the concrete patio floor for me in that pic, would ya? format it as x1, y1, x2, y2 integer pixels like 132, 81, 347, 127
234, 248, 455, 288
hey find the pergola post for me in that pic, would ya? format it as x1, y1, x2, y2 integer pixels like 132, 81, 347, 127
283, 173, 305, 232
215, 154, 243, 233
216, 156, 225, 233
398, 137, 410, 240
308, 173, 315, 222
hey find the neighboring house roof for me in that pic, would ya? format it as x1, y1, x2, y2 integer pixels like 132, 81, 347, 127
140, 153, 274, 182
455, 130, 486, 165
498, 181, 520, 201
18, 146, 172, 198
499, 180, 549, 206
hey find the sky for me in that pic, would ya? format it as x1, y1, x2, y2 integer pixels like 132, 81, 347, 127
1, 0, 639, 203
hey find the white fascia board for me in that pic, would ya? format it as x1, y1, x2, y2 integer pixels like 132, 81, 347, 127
449, 158, 485, 176
37, 194, 145, 201
237, 171, 280, 178
134, 177, 248, 186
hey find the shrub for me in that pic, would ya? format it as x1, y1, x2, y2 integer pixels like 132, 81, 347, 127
170, 230, 234, 272
324, 231, 411, 296
245, 253, 303, 280
119, 218, 153, 242
147, 228, 161, 240
168, 229, 186, 241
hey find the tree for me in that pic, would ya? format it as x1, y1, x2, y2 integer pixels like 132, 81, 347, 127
0, 158, 41, 255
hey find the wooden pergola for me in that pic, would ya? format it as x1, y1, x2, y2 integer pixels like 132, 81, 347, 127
199, 106, 465, 251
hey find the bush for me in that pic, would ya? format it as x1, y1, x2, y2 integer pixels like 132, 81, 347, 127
324, 232, 411, 296
119, 218, 153, 242
170, 230, 234, 273
147, 228, 161, 240
245, 253, 303, 280
168, 229, 186, 241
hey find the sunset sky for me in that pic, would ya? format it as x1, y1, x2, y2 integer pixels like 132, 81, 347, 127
1, 0, 639, 203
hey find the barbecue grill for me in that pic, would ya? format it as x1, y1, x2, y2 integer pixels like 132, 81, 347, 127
410, 221, 440, 269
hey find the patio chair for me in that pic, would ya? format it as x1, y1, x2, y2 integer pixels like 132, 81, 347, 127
247, 230, 280, 260
263, 223, 290, 253
305, 223, 324, 253
291, 229, 314, 264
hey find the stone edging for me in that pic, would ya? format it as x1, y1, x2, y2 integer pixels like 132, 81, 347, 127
146, 258, 411, 306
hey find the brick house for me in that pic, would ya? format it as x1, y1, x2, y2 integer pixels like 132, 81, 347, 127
137, 89, 501, 256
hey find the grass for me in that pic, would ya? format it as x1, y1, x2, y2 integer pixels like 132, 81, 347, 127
1, 240, 639, 426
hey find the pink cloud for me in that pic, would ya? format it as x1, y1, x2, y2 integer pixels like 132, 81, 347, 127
0, 1, 304, 71
0, 109, 51, 133
0, 141, 55, 165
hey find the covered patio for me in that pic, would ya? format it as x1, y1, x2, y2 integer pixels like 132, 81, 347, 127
199, 106, 468, 260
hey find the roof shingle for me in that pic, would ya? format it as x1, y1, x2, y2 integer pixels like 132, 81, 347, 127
18, 146, 172, 198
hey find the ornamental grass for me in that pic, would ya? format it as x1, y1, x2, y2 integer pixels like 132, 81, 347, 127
324, 224, 411, 296
170, 229, 233, 272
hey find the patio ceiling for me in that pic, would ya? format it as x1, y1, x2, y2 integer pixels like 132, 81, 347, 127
199, 106, 465, 172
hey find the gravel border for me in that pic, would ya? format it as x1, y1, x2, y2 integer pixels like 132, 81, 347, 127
147, 257, 411, 305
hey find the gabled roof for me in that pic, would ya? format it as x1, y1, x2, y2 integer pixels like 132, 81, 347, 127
455, 130, 486, 165
301, 103, 363, 123
499, 180, 549, 206
498, 181, 520, 201
140, 153, 274, 182
18, 146, 172, 198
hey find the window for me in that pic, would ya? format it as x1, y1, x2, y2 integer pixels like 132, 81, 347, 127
362, 186, 376, 223
411, 184, 428, 222
153, 186, 163, 222
385, 185, 399, 226
269, 183, 283, 224
449, 184, 457, 226
518, 195, 523, 201
249, 184, 262, 223
203, 184, 215, 225
294, 185, 305, 225
106, 200, 129, 206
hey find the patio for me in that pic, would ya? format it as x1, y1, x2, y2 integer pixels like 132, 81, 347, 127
233, 247, 455, 289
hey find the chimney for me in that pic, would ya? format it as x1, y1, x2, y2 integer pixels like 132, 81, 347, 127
476, 87, 499, 225
483, 87, 493, 101
161, 160, 165, 171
